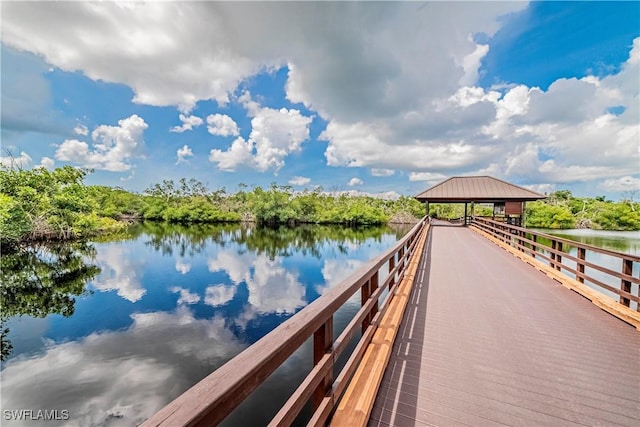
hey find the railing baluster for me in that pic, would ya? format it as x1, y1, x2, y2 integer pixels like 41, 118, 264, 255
531, 234, 537, 259
361, 278, 371, 334
577, 247, 586, 283
621, 259, 632, 307
312, 317, 333, 409
370, 271, 379, 322
556, 242, 563, 271
388, 254, 396, 291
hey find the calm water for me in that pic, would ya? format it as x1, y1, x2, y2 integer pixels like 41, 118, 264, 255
0, 222, 413, 427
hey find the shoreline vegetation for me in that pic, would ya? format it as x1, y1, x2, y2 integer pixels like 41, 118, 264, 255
1, 166, 638, 249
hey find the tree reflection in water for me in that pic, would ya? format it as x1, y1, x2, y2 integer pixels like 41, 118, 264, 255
140, 221, 414, 260
0, 242, 101, 361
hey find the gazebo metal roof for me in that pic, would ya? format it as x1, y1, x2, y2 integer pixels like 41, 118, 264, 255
415, 176, 546, 203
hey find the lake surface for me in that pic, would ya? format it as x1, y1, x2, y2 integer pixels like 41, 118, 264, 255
0, 222, 412, 427
2, 224, 637, 426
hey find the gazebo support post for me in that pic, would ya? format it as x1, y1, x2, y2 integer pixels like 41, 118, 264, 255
464, 203, 468, 226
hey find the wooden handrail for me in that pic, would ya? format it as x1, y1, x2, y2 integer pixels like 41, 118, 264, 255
142, 217, 431, 427
470, 218, 640, 310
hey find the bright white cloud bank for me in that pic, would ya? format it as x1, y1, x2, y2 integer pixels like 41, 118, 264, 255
3, 2, 638, 190
209, 98, 312, 173
55, 115, 148, 172
0, 151, 32, 168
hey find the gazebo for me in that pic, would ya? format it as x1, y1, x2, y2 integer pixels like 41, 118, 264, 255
415, 176, 546, 225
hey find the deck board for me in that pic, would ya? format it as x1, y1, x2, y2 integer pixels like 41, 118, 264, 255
369, 224, 640, 427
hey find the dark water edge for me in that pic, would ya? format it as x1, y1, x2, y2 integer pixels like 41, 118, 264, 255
0, 222, 412, 427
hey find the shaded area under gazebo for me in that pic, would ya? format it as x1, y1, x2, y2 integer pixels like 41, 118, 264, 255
414, 176, 546, 226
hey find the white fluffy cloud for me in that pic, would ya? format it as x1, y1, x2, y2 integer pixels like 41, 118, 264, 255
348, 177, 363, 187
74, 124, 89, 136
600, 176, 640, 193
208, 136, 253, 172
170, 114, 203, 133
370, 168, 395, 177
408, 172, 448, 182
210, 98, 312, 173
289, 176, 311, 186
0, 151, 32, 168
55, 115, 148, 172
36, 156, 55, 170
176, 144, 193, 164
206, 113, 240, 137
3, 2, 638, 190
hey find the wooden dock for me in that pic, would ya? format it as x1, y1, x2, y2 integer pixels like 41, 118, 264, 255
369, 223, 640, 426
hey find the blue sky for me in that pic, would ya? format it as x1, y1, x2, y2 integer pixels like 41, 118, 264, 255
1, 1, 639, 198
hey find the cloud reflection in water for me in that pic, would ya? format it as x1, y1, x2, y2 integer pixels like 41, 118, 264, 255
0, 306, 245, 427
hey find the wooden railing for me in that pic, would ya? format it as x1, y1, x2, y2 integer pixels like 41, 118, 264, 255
142, 217, 430, 427
471, 217, 640, 312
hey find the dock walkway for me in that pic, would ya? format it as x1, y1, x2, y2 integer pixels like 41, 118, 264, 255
370, 223, 640, 426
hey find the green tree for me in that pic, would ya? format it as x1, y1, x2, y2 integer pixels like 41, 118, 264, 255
0, 166, 126, 246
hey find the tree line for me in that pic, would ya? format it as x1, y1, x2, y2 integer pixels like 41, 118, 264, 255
1, 166, 638, 248
524, 190, 639, 230
0, 166, 424, 248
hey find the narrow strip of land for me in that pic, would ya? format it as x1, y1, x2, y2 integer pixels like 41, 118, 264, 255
370, 224, 640, 427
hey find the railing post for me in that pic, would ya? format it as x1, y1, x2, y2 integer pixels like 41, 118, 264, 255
370, 271, 379, 322
531, 234, 537, 259
577, 247, 586, 283
556, 242, 563, 271
361, 278, 371, 334
388, 254, 396, 291
621, 259, 632, 307
313, 317, 333, 409
551, 240, 557, 269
